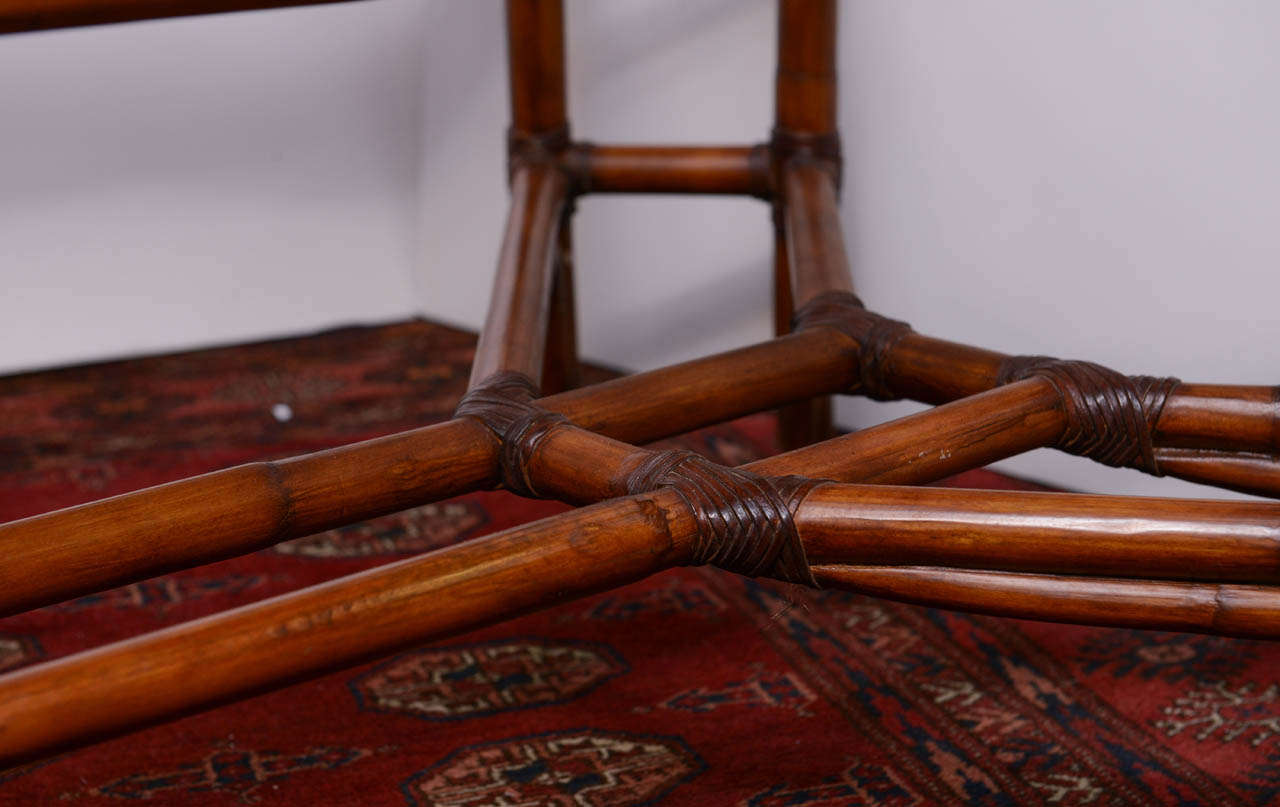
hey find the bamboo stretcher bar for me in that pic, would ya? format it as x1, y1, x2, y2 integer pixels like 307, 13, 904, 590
781, 161, 854, 307
797, 483, 1280, 584
0, 489, 696, 768
0, 0, 361, 33
505, 0, 576, 391
566, 144, 771, 197
506, 0, 566, 141
522, 379, 1065, 504
754, 378, 1066, 483
1156, 449, 1280, 499
7, 463, 1280, 765
866, 331, 1280, 455
773, 175, 832, 448
771, 0, 841, 447
775, 0, 837, 136
0, 329, 860, 616
778, 151, 1279, 492
480, 386, 1280, 584
812, 566, 1280, 638
826, 330, 1280, 495
468, 163, 568, 388
541, 216, 579, 392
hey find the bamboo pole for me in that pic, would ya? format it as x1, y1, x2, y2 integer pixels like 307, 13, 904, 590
0, 418, 497, 617
0, 328, 861, 615
797, 483, 1280, 584
0, 0, 363, 33
0, 489, 695, 768
526, 378, 1065, 504
540, 215, 580, 392
8, 461, 1280, 765
566, 144, 771, 196
812, 566, 1280, 639
827, 328, 1280, 458
469, 163, 568, 388
506, 0, 567, 140
774, 182, 833, 449
754, 378, 1065, 483
775, 0, 838, 136
537, 328, 858, 442
782, 162, 854, 308
1155, 449, 1280, 499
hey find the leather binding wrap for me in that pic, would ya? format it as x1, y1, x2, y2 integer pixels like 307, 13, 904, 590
624, 449, 822, 587
454, 371, 568, 498
997, 356, 1181, 475
792, 290, 912, 400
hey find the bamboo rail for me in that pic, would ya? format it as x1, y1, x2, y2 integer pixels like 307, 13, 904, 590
469, 163, 568, 388
0, 328, 862, 616
566, 144, 771, 196
813, 567, 1280, 638
0, 490, 696, 767
6, 470, 1280, 765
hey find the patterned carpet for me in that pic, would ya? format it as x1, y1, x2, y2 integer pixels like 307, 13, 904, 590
0, 319, 1277, 806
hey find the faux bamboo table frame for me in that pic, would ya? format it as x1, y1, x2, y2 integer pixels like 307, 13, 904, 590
2, 0, 1279, 771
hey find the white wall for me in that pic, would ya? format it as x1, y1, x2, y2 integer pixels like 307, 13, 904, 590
2, 1, 1277, 499
0, 0, 426, 374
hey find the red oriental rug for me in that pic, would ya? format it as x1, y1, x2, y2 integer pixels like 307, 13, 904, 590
0, 319, 1277, 806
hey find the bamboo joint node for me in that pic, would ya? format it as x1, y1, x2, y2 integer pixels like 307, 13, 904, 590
792, 290, 912, 400
997, 356, 1181, 475
507, 124, 572, 184
454, 371, 568, 497
623, 449, 822, 586
770, 127, 842, 188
